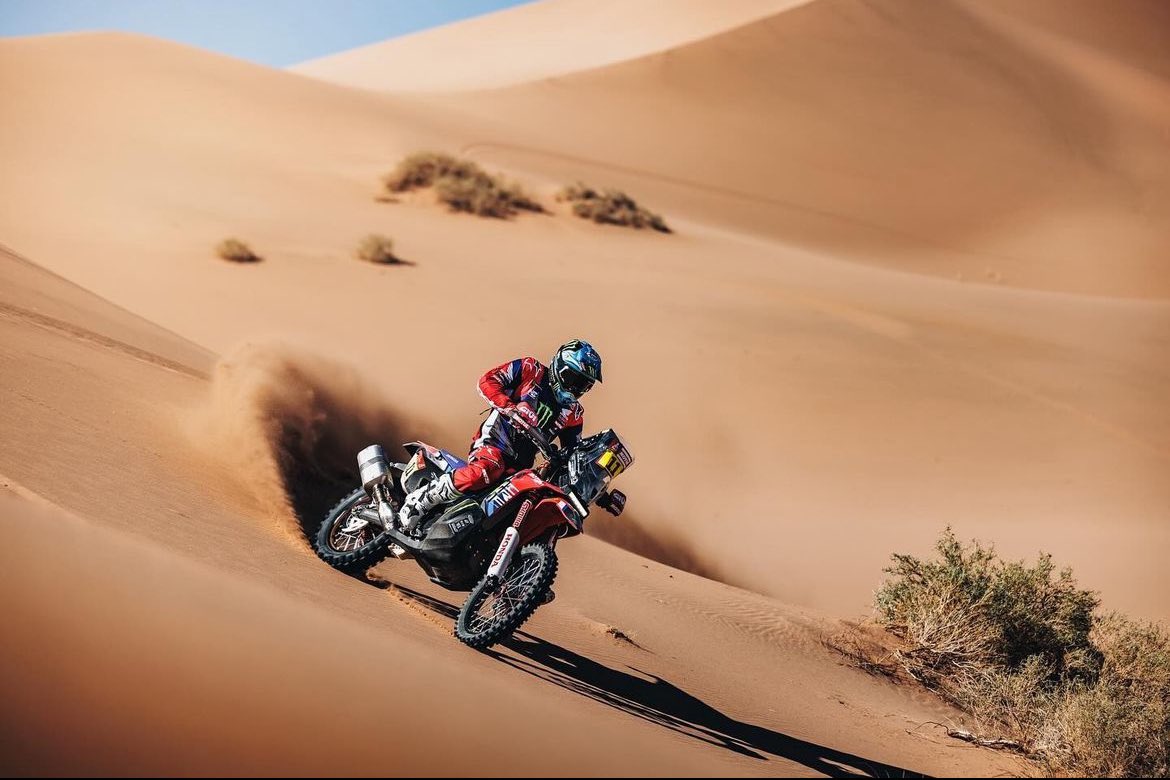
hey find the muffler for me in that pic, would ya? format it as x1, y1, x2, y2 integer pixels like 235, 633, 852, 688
358, 444, 391, 490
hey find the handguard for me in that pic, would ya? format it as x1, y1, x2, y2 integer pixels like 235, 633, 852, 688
596, 489, 626, 517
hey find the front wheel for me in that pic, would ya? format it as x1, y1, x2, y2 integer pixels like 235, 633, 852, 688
314, 487, 394, 572
455, 543, 558, 650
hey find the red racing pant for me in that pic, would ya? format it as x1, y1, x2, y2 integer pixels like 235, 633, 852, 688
452, 445, 507, 493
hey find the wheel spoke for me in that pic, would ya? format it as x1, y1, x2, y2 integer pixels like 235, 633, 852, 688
329, 502, 378, 552
461, 548, 551, 644
471, 594, 499, 632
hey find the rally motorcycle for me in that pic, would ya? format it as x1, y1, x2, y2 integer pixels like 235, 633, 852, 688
312, 412, 632, 649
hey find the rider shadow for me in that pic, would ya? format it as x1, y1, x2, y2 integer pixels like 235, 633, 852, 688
388, 584, 927, 779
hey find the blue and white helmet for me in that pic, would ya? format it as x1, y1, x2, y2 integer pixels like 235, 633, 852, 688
549, 339, 603, 407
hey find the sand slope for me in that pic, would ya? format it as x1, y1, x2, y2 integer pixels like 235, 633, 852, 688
0, 247, 1020, 776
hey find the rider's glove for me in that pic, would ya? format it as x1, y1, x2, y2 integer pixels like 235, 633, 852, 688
597, 489, 626, 517
512, 401, 541, 428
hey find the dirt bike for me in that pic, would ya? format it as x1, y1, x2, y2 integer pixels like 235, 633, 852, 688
312, 410, 632, 648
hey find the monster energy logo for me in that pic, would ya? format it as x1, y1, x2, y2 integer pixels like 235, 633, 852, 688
535, 402, 555, 427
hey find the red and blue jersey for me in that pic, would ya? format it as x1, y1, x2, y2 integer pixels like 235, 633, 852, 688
473, 356, 584, 464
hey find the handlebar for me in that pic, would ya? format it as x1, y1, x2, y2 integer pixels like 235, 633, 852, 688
501, 407, 557, 463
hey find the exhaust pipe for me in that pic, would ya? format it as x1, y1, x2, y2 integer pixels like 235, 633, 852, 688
357, 444, 397, 529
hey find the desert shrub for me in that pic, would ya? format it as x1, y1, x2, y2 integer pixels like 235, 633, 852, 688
355, 234, 398, 264
876, 530, 1099, 683
861, 528, 1170, 776
433, 173, 542, 218
215, 238, 261, 263
381, 151, 543, 218
1048, 616, 1170, 777
383, 151, 478, 192
557, 182, 670, 233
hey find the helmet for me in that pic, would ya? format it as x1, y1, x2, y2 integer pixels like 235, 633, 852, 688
549, 339, 603, 406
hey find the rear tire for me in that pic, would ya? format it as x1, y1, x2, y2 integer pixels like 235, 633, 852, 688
455, 543, 558, 650
314, 487, 394, 572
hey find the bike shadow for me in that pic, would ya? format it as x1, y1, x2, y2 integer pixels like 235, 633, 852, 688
388, 583, 927, 779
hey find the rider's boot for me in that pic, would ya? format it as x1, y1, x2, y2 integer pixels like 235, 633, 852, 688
398, 473, 461, 533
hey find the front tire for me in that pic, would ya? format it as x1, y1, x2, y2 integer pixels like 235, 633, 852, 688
455, 543, 558, 649
314, 487, 394, 572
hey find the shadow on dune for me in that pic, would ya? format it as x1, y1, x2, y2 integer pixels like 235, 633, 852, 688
388, 584, 926, 779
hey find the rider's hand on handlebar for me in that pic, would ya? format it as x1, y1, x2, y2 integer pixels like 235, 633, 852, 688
502, 403, 555, 461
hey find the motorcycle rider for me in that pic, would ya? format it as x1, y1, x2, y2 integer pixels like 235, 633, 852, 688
397, 339, 616, 529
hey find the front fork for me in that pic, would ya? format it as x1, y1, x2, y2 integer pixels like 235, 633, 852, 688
485, 497, 535, 581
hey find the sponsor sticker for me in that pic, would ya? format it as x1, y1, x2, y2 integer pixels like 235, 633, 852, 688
448, 515, 475, 534
536, 402, 555, 427
485, 482, 518, 515
615, 446, 633, 468
513, 498, 533, 528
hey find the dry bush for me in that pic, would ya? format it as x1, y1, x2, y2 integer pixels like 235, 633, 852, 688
846, 528, 1170, 777
355, 234, 398, 264
557, 182, 671, 233
434, 174, 542, 218
876, 530, 1098, 684
1044, 616, 1170, 777
382, 151, 475, 192
381, 151, 543, 218
215, 238, 261, 263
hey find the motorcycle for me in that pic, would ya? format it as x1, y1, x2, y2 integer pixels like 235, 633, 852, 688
312, 411, 632, 648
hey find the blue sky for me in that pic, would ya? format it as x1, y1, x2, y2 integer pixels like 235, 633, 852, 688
0, 0, 532, 66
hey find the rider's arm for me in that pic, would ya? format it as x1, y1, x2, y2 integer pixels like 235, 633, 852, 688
478, 357, 538, 410
557, 424, 582, 449
557, 403, 584, 448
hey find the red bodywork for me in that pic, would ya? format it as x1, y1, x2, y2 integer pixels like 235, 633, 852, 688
487, 469, 580, 545
408, 440, 582, 545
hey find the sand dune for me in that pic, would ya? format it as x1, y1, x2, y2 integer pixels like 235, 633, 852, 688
382, 0, 1170, 298
2, 2, 1169, 773
292, 0, 811, 92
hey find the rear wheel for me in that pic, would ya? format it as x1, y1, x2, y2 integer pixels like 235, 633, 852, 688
314, 487, 394, 572
455, 543, 558, 649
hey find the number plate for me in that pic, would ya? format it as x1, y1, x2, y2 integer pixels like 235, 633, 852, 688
597, 450, 625, 478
